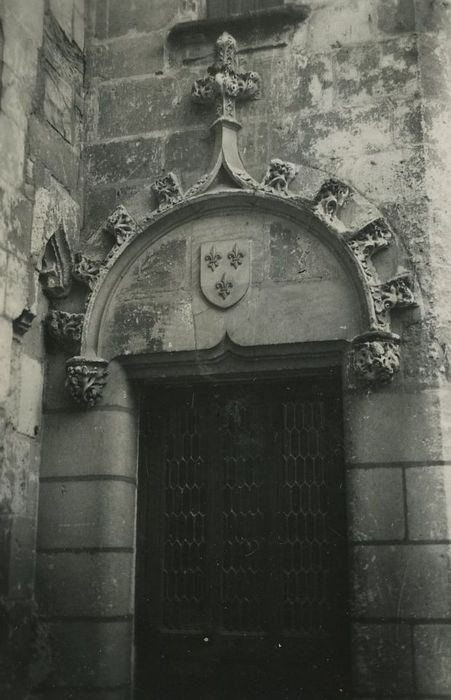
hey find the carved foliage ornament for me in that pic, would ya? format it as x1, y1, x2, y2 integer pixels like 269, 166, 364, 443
351, 334, 401, 384
46, 310, 84, 345
152, 172, 183, 209
106, 205, 139, 246
72, 253, 101, 290
65, 357, 109, 407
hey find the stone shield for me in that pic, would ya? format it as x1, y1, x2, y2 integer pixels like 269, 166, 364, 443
200, 240, 251, 309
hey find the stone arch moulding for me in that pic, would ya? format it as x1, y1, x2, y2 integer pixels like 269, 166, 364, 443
54, 31, 418, 407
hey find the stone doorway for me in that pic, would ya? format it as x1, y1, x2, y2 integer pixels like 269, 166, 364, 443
135, 372, 350, 699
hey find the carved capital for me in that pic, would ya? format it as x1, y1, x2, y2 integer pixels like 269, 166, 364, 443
106, 205, 138, 246
65, 356, 109, 407
262, 159, 299, 194
72, 254, 101, 290
314, 179, 352, 223
152, 172, 183, 209
351, 332, 401, 384
46, 310, 84, 346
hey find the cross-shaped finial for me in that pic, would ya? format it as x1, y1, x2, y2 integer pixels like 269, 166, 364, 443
192, 32, 261, 123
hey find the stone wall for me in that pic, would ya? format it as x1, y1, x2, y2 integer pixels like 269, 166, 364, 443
81, 1, 451, 698
0, 1, 85, 698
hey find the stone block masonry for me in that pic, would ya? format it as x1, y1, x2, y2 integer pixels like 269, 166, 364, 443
0, 1, 86, 698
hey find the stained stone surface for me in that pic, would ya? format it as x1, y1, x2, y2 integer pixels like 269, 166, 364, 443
99, 208, 362, 357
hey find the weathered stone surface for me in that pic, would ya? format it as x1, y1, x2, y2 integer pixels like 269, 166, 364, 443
42, 619, 132, 687
377, 0, 416, 35
334, 36, 418, 105
37, 480, 136, 549
40, 409, 138, 478
85, 137, 164, 186
344, 389, 443, 463
90, 32, 165, 79
164, 129, 213, 188
352, 544, 451, 618
36, 552, 134, 616
105, 0, 179, 36
406, 466, 451, 540
353, 622, 414, 694
49, 0, 74, 39
97, 75, 208, 138
347, 467, 405, 541
28, 116, 80, 194
0, 114, 26, 189
16, 354, 44, 437
414, 624, 451, 695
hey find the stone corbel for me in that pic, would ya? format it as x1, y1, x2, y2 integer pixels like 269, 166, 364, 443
350, 332, 401, 384
261, 159, 299, 195
152, 172, 184, 209
65, 356, 109, 407
45, 310, 84, 347
13, 308, 36, 336
314, 179, 353, 226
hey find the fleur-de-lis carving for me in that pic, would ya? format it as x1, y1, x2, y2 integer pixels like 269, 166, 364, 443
216, 273, 233, 299
228, 243, 244, 269
205, 245, 221, 271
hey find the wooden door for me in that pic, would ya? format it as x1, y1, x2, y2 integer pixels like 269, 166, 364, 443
135, 377, 349, 699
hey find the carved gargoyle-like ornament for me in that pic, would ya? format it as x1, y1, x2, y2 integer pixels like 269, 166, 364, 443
262, 159, 299, 194
314, 179, 352, 224
351, 333, 401, 384
65, 357, 109, 407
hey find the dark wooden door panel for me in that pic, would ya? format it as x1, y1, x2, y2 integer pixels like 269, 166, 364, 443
135, 377, 349, 699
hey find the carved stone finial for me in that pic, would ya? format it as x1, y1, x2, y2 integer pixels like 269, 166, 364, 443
65, 356, 109, 407
152, 172, 183, 209
72, 254, 101, 290
262, 159, 299, 194
314, 179, 352, 223
192, 32, 261, 122
106, 205, 138, 245
46, 310, 84, 346
351, 332, 401, 384
39, 226, 73, 299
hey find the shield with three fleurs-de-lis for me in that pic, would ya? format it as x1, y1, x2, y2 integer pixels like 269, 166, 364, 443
200, 240, 251, 309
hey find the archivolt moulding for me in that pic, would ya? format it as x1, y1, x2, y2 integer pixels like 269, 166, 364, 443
50, 32, 418, 406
